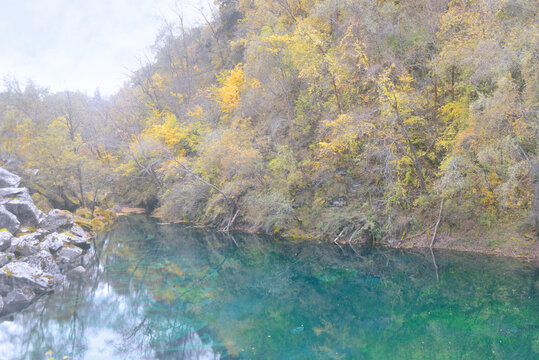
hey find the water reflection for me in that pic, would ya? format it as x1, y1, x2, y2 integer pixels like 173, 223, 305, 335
0, 215, 537, 359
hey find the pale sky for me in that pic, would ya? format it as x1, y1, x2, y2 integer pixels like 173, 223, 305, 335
0, 0, 208, 95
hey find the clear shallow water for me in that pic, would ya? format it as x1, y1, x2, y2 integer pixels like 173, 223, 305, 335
0, 216, 537, 360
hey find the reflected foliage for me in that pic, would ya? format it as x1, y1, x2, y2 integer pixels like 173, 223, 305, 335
0, 216, 537, 359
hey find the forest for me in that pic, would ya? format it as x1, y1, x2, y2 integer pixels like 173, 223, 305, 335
0, 0, 537, 251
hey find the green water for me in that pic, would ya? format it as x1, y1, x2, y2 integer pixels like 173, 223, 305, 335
0, 216, 537, 359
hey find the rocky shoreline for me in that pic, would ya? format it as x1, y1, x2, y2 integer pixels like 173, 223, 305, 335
0, 167, 94, 318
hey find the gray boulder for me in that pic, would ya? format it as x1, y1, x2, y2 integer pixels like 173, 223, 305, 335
55, 245, 83, 264
0, 205, 19, 234
55, 232, 90, 250
70, 224, 88, 241
41, 209, 74, 232
41, 233, 64, 253
0, 168, 21, 188
6, 236, 22, 253
16, 243, 40, 257
0, 187, 31, 201
17, 232, 43, 244
0, 231, 11, 251
0, 253, 11, 268
3, 199, 44, 227
26, 250, 65, 286
0, 261, 54, 296
24, 250, 62, 285
13, 233, 42, 257
15, 242, 41, 256
1, 287, 36, 314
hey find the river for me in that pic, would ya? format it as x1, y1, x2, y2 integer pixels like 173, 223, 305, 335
0, 215, 537, 359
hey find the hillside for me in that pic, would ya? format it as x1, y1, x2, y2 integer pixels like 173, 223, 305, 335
0, 0, 537, 255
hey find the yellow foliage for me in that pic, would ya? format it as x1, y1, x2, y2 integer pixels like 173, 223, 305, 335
258, 33, 292, 54
318, 113, 375, 157
215, 64, 245, 118
151, 73, 168, 92
141, 108, 208, 159
169, 91, 184, 103
188, 105, 205, 119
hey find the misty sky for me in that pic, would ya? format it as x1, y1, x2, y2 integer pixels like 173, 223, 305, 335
0, 0, 207, 95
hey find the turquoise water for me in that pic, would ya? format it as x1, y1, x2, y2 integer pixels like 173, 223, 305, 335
0, 215, 537, 359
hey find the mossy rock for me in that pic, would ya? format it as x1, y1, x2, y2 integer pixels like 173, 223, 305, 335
75, 208, 92, 218
91, 218, 106, 232
31, 193, 54, 213
74, 216, 93, 231
99, 208, 118, 222
16, 227, 37, 236
65, 194, 81, 206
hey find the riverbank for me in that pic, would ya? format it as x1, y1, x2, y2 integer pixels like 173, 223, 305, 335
118, 207, 538, 263
388, 232, 538, 264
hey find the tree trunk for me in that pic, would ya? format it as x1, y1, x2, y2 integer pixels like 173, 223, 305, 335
434, 76, 438, 106
331, 76, 343, 114
430, 198, 444, 248
392, 92, 427, 192
451, 65, 455, 101
534, 169, 539, 233
90, 185, 100, 218
76, 165, 86, 208
534, 128, 539, 233
433, 75, 438, 122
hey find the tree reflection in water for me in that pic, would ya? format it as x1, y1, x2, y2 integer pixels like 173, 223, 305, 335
0, 215, 537, 359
